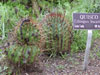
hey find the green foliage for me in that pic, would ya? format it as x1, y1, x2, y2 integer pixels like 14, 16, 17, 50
0, 2, 31, 40
93, 30, 100, 39
86, 0, 100, 13
71, 30, 87, 52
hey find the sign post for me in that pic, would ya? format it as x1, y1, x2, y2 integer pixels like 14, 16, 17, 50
83, 30, 92, 70
73, 13, 100, 70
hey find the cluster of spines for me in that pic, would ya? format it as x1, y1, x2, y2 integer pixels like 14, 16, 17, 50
41, 12, 73, 53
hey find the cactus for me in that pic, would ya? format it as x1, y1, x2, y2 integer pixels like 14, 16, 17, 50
16, 18, 40, 46
6, 44, 40, 64
5, 18, 41, 67
41, 13, 73, 54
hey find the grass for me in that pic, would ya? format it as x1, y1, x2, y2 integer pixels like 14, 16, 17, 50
0, 3, 6, 40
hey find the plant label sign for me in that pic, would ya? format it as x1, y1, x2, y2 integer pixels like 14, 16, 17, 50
73, 13, 100, 29
72, 13, 100, 70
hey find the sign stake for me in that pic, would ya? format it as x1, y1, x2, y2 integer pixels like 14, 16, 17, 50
83, 30, 92, 70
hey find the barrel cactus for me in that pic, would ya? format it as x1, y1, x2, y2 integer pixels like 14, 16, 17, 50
16, 18, 40, 46
5, 18, 41, 66
41, 13, 73, 55
6, 44, 40, 64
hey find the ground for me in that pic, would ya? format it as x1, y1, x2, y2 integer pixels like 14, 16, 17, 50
1, 39, 100, 75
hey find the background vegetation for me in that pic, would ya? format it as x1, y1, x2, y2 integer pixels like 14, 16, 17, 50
0, 0, 100, 51
0, 0, 100, 74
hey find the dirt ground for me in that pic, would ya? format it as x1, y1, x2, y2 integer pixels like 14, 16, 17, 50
1, 39, 100, 75
23, 38, 100, 75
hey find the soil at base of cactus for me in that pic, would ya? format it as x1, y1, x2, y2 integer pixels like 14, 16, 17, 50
0, 39, 100, 75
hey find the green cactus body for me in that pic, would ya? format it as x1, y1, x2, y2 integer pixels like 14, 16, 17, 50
42, 13, 73, 54
6, 44, 40, 64
5, 18, 41, 66
17, 19, 40, 46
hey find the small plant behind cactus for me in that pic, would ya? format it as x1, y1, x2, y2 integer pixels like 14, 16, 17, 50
41, 13, 73, 55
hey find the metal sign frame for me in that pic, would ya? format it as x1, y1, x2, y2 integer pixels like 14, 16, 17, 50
73, 13, 100, 30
